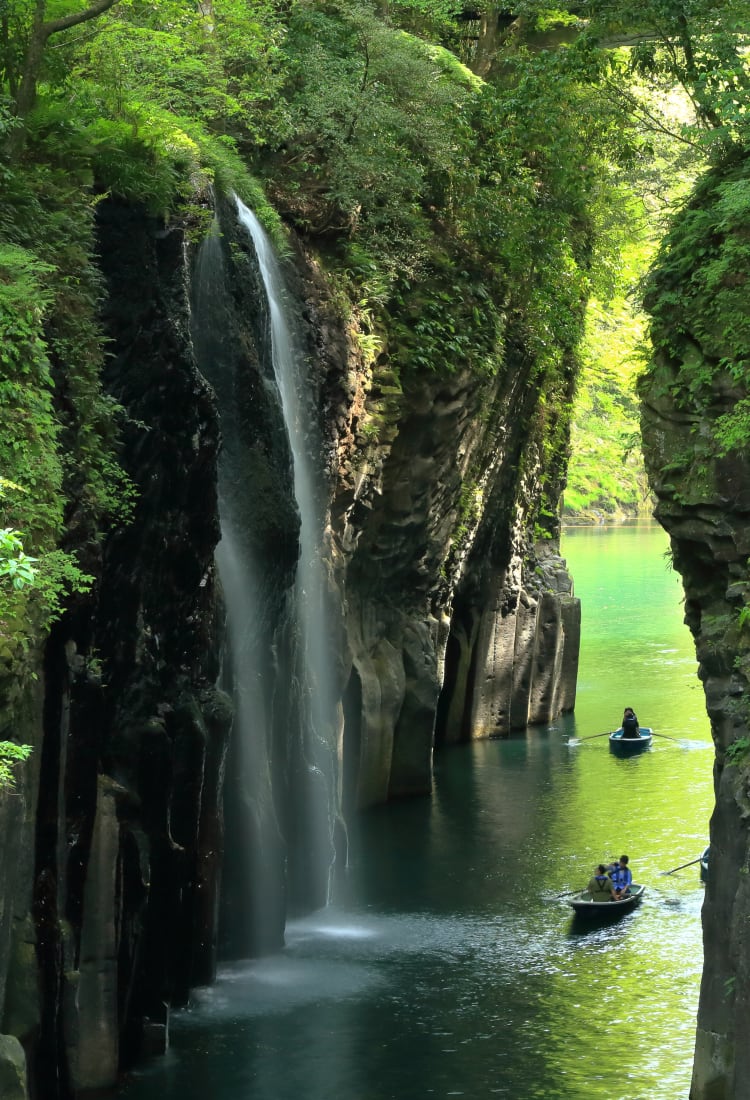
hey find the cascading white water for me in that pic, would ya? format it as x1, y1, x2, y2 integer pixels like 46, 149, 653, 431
192, 201, 338, 942
192, 221, 287, 954
233, 196, 338, 906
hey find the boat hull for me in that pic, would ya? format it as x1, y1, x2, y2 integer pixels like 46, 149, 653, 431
700, 846, 709, 883
568, 883, 645, 917
609, 727, 653, 754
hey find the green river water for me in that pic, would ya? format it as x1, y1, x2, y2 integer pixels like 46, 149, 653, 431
119, 522, 713, 1100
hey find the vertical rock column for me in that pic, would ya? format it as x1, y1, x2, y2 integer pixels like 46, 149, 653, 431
639, 154, 750, 1100
66, 777, 120, 1091
0, 675, 44, 1100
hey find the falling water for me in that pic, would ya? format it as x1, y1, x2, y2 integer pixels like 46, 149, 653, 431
192, 220, 287, 954
233, 196, 339, 908
192, 201, 339, 947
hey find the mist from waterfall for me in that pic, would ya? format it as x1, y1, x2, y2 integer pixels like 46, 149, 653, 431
233, 196, 338, 908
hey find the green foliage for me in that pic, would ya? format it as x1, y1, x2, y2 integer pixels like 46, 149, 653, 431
386, 262, 503, 378
582, 0, 750, 150
715, 397, 750, 455
726, 736, 750, 764
0, 529, 37, 589
458, 45, 632, 360
565, 288, 651, 516
0, 150, 129, 679
560, 53, 710, 518
0, 1, 295, 691
0, 242, 64, 545
258, 3, 645, 398
643, 155, 750, 456
454, 478, 483, 545
0, 740, 32, 791
265, 4, 476, 266
6, 0, 740, 669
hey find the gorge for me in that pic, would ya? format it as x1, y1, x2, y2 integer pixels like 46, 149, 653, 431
0, 176, 582, 1100
1, 3, 749, 1099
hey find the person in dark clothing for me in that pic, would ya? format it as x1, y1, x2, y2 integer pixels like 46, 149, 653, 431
621, 707, 639, 738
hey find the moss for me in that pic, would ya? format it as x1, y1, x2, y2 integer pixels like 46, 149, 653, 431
642, 152, 750, 458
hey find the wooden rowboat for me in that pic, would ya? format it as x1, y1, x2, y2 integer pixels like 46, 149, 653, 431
609, 727, 653, 753
568, 883, 645, 917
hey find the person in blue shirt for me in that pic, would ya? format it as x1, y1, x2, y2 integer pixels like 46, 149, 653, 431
611, 855, 632, 899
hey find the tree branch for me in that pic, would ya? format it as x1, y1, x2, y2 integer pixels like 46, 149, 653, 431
11, 0, 120, 129
40, 0, 120, 44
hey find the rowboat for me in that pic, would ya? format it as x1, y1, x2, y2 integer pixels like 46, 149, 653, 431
700, 846, 709, 883
609, 727, 653, 753
568, 883, 645, 917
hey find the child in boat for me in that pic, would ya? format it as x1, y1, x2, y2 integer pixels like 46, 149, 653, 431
611, 855, 632, 898
587, 864, 615, 901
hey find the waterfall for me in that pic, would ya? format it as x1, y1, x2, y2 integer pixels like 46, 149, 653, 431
191, 200, 339, 955
233, 197, 339, 909
192, 221, 286, 955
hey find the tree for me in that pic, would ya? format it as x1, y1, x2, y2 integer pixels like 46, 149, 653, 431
584, 0, 750, 144
3, 0, 121, 119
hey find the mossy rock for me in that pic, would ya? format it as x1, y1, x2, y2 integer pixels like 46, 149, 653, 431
0, 1035, 27, 1100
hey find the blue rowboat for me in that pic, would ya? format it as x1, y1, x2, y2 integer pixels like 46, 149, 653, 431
609, 727, 653, 753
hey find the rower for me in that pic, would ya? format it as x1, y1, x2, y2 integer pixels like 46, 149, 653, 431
611, 855, 632, 898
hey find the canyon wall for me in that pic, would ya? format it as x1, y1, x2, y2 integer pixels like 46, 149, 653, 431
639, 152, 750, 1100
0, 193, 579, 1096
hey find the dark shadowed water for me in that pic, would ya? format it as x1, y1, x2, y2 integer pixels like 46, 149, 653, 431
119, 523, 712, 1100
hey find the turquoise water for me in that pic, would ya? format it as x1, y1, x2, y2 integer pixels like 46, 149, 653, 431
564, 522, 708, 743
118, 523, 713, 1100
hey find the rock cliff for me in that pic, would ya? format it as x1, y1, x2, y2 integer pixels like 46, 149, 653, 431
639, 152, 750, 1100
0, 193, 579, 1095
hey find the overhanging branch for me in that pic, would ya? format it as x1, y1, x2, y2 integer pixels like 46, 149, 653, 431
39, 0, 120, 44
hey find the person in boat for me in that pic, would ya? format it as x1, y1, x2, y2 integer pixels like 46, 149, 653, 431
621, 707, 640, 738
587, 864, 615, 902
611, 855, 632, 899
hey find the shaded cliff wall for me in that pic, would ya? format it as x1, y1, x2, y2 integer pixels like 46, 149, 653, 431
329, 346, 580, 808
639, 153, 750, 1100
0, 673, 43, 1100
0, 191, 580, 1096
296, 257, 580, 808
0, 198, 233, 1099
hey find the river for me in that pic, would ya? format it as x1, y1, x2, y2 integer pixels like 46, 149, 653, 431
119, 522, 713, 1100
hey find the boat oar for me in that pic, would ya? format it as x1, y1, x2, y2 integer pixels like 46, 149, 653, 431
649, 732, 684, 744
567, 731, 613, 744
659, 856, 703, 876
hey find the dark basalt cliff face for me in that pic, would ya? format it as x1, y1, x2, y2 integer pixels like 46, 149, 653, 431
639, 155, 750, 1100
0, 195, 579, 1096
